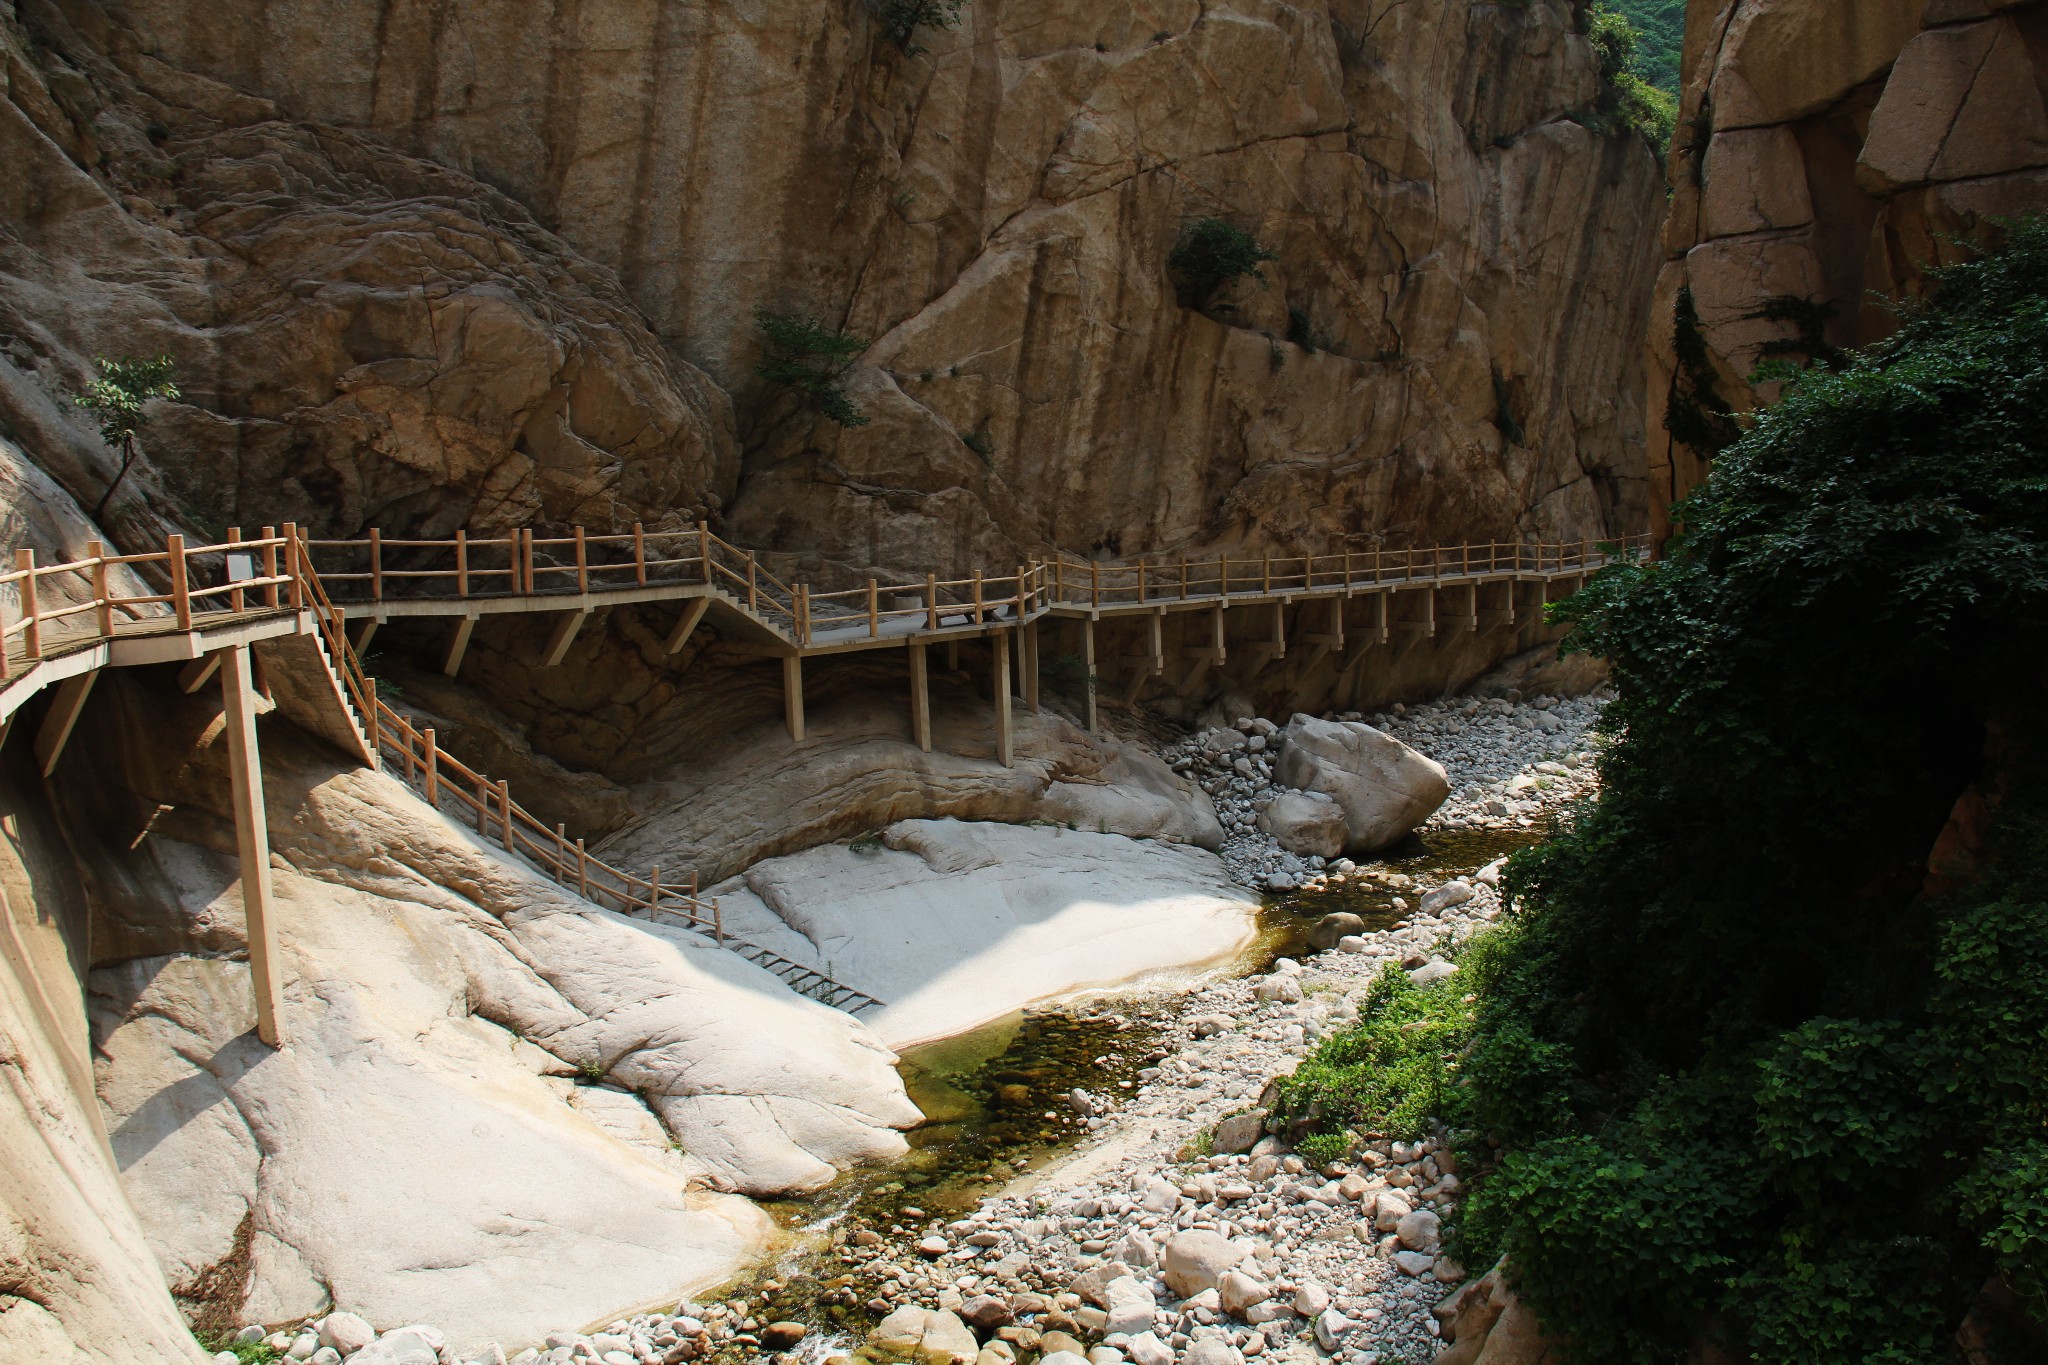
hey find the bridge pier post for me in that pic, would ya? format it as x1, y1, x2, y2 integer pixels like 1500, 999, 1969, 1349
908, 641, 931, 752
221, 645, 285, 1049
992, 628, 1013, 767
783, 655, 806, 742
1081, 618, 1098, 735
1022, 621, 1040, 713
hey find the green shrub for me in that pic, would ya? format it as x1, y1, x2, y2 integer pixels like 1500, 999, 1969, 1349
874, 0, 963, 54
754, 308, 870, 427
71, 353, 178, 520
1585, 5, 1675, 148
1455, 219, 2048, 1361
1168, 218, 1279, 311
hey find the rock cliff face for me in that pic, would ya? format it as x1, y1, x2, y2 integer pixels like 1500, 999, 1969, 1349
4, 0, 1660, 576
1648, 0, 2048, 531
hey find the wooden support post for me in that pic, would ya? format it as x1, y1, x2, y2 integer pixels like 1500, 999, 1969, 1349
351, 618, 379, 653
972, 571, 984, 625
783, 654, 805, 742
88, 541, 112, 638
541, 609, 590, 666
260, 527, 280, 610
423, 728, 439, 807
664, 598, 709, 655
497, 782, 511, 849
1271, 601, 1286, 658
1147, 610, 1164, 674
220, 646, 284, 1048
573, 526, 588, 593
868, 578, 880, 638
1081, 617, 1098, 734
1331, 595, 1346, 651
179, 651, 223, 694
1022, 621, 1040, 713
946, 639, 959, 672
1212, 603, 1227, 662
992, 627, 1013, 768
632, 523, 647, 586
908, 640, 931, 753
456, 528, 469, 597
926, 573, 939, 630
168, 538, 192, 631
368, 527, 383, 602
444, 613, 478, 676
34, 671, 96, 776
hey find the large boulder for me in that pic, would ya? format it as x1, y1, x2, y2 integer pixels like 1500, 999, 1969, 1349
1273, 716, 1449, 853
862, 1308, 980, 1365
1256, 791, 1349, 858
1160, 1230, 1249, 1298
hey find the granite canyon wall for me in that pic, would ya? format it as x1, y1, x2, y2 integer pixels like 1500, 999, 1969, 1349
1649, 0, 2048, 531
4, 0, 1664, 583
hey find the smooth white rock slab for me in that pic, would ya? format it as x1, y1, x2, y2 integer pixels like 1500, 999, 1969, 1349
709, 819, 1260, 1047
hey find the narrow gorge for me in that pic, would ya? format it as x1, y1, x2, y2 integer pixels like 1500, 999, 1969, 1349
2, 2, 2043, 1364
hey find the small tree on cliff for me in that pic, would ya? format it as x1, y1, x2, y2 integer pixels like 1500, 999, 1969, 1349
753, 309, 871, 427
1168, 218, 1280, 312
873, 0, 963, 54
72, 355, 179, 522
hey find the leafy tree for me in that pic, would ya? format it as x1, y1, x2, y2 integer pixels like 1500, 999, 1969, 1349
1168, 218, 1279, 311
753, 309, 870, 427
71, 354, 178, 521
1606, 0, 1683, 92
1586, 4, 1676, 148
1449, 220, 2048, 1360
874, 0, 963, 54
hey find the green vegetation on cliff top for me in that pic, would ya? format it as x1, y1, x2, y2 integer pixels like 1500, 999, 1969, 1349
1277, 220, 2048, 1361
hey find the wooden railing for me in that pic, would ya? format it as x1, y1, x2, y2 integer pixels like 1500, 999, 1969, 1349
1039, 537, 1650, 609
371, 696, 723, 935
301, 526, 1647, 649
0, 528, 299, 678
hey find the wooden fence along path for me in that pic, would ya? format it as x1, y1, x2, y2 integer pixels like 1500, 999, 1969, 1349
0, 522, 1644, 1017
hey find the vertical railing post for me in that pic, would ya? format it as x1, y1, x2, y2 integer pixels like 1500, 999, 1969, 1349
1180, 558, 1189, 600
747, 553, 759, 614
261, 527, 280, 609
1090, 562, 1099, 609
366, 677, 380, 757
166, 536, 190, 632
576, 838, 589, 897
1136, 560, 1146, 605
522, 527, 536, 594
574, 526, 588, 593
1055, 558, 1065, 603
368, 527, 382, 602
88, 541, 112, 639
423, 728, 438, 807
14, 549, 39, 661
714, 897, 724, 945
633, 522, 647, 586
649, 866, 662, 917
973, 571, 984, 624
455, 528, 469, 597
283, 523, 304, 609
228, 527, 245, 612
868, 578, 879, 638
926, 572, 939, 630
1014, 564, 1026, 619
553, 824, 568, 882
698, 521, 711, 586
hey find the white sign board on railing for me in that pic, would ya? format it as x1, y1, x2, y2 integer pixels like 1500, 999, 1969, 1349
226, 553, 257, 582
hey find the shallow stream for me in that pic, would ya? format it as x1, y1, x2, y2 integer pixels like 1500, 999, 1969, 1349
707, 824, 1544, 1353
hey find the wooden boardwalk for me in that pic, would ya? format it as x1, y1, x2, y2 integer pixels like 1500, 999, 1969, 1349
305, 524, 1646, 757
0, 523, 1643, 1022
0, 528, 885, 1016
